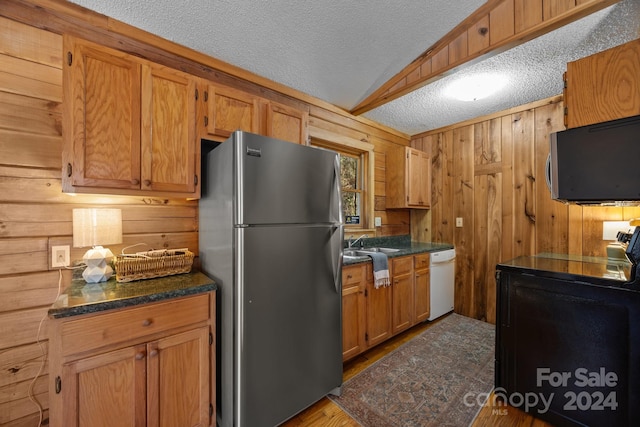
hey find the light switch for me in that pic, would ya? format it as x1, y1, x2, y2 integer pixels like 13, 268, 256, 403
374, 217, 382, 227
456, 217, 463, 228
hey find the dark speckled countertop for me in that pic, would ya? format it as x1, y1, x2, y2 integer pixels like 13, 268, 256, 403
342, 235, 454, 265
49, 271, 216, 319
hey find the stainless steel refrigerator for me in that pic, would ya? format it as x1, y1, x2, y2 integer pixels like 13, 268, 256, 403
199, 131, 343, 427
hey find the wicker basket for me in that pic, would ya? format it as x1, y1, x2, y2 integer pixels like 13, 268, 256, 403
114, 248, 194, 283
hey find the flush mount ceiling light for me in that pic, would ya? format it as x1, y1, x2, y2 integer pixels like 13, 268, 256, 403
445, 73, 508, 101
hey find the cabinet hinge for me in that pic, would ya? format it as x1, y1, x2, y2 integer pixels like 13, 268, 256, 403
564, 107, 568, 116
365, 333, 369, 342
67, 51, 72, 66
195, 88, 199, 101
204, 116, 209, 127
209, 332, 213, 346
204, 91, 208, 102
364, 288, 368, 297
66, 163, 72, 177
195, 174, 199, 186
209, 403, 214, 418
55, 376, 62, 394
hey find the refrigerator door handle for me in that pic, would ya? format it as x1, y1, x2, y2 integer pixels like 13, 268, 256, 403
332, 155, 343, 224
331, 224, 343, 294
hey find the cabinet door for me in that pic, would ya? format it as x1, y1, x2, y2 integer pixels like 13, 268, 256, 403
565, 38, 640, 128
61, 345, 147, 427
342, 267, 366, 361
266, 102, 309, 144
407, 148, 430, 207
65, 38, 141, 190
141, 64, 197, 194
392, 273, 414, 334
148, 327, 210, 427
414, 254, 430, 323
206, 85, 260, 138
391, 256, 414, 334
414, 267, 430, 323
365, 264, 392, 347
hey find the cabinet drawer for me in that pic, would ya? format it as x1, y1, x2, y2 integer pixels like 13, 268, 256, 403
60, 293, 210, 357
392, 256, 412, 276
342, 265, 363, 285
414, 254, 430, 271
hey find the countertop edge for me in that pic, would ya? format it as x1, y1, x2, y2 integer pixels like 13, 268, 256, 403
342, 242, 454, 265
48, 272, 217, 319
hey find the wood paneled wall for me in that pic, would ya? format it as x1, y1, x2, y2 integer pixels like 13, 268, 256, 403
0, 4, 410, 424
412, 97, 640, 324
0, 17, 201, 426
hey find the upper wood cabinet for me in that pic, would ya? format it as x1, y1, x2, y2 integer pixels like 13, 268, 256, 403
62, 36, 200, 198
203, 84, 261, 138
564, 37, 640, 129
200, 83, 309, 144
266, 101, 309, 145
386, 146, 431, 209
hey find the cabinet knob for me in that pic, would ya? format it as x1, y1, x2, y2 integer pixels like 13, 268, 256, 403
142, 319, 153, 327
347, 274, 352, 279
143, 179, 151, 187
135, 352, 145, 360
131, 178, 140, 185
149, 349, 158, 357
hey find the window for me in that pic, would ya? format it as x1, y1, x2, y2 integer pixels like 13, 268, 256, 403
310, 131, 374, 233
340, 153, 362, 225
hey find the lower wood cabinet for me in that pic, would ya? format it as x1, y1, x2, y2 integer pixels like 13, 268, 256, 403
414, 254, 430, 323
49, 292, 215, 427
341, 265, 366, 361
342, 253, 431, 361
365, 264, 393, 348
391, 256, 414, 334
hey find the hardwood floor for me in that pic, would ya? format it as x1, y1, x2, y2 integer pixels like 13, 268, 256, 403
282, 315, 553, 427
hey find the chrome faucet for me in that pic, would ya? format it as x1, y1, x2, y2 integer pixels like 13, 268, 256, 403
347, 234, 368, 248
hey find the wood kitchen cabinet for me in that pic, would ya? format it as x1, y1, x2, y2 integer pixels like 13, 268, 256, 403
413, 254, 430, 323
564, 37, 640, 129
364, 263, 393, 348
266, 101, 309, 144
200, 83, 309, 144
49, 293, 214, 427
391, 256, 414, 334
62, 36, 199, 198
342, 264, 367, 361
386, 146, 431, 208
202, 84, 261, 138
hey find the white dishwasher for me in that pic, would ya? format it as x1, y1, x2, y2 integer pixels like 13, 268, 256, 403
428, 248, 456, 321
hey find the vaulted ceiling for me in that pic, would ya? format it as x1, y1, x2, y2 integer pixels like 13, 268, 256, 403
68, 0, 640, 135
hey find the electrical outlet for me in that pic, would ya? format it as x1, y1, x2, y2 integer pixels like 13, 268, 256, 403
52, 245, 70, 268
374, 217, 382, 227
456, 217, 463, 228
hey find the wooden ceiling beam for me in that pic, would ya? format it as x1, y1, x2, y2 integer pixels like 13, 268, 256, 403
350, 0, 620, 116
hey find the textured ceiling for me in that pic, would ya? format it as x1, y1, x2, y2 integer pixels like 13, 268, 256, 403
68, 0, 640, 135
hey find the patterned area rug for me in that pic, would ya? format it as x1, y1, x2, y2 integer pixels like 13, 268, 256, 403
330, 313, 495, 427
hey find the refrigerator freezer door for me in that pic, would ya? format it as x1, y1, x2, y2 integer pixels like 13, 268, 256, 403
235, 224, 343, 427
234, 131, 341, 225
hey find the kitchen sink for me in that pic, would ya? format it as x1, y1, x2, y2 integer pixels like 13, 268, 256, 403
360, 247, 400, 254
342, 247, 401, 261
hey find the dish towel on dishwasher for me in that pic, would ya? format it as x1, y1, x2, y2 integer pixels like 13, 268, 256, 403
367, 252, 390, 288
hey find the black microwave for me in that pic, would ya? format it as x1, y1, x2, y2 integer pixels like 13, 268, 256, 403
549, 114, 640, 204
